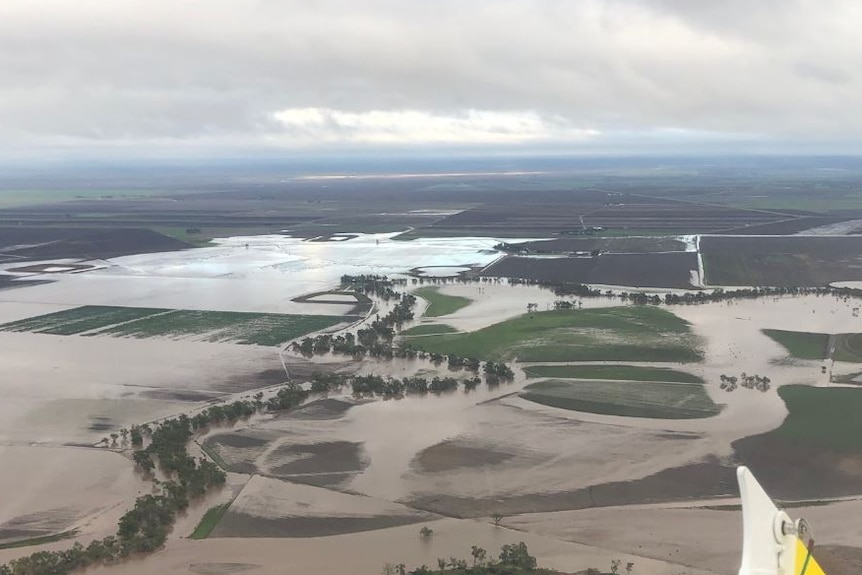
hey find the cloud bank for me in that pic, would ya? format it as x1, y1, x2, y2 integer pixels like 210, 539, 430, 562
1, 0, 860, 155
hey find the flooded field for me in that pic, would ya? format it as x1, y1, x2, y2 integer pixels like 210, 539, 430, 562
0, 233, 506, 314
3, 232, 862, 575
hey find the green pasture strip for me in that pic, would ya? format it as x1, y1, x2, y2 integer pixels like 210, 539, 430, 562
523, 364, 703, 384
415, 286, 472, 317
189, 503, 232, 540
762, 329, 830, 360
520, 379, 721, 419
401, 323, 458, 336
412, 306, 702, 363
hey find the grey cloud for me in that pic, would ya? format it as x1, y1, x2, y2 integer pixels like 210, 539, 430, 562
0, 0, 861, 153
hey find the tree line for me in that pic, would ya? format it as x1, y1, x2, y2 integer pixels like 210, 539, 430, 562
307, 366, 513, 399
383, 541, 541, 575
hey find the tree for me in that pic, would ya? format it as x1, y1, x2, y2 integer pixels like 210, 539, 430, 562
499, 542, 536, 570
611, 559, 622, 574
492, 513, 504, 526
419, 526, 433, 538
626, 561, 635, 574
470, 545, 487, 567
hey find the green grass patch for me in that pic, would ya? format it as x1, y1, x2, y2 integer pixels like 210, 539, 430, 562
523, 364, 703, 384
189, 503, 232, 540
401, 323, 458, 336
773, 385, 862, 452
0, 530, 78, 550
415, 286, 472, 317
413, 306, 702, 363
763, 329, 830, 360
521, 379, 721, 419
0, 305, 345, 346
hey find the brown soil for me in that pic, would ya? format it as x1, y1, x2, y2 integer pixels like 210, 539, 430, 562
188, 563, 260, 575
700, 235, 862, 287
268, 441, 367, 475
0, 229, 192, 262
210, 512, 429, 538
482, 252, 698, 289
287, 398, 355, 420
732, 433, 862, 500
815, 545, 862, 575
412, 440, 516, 473
406, 458, 737, 518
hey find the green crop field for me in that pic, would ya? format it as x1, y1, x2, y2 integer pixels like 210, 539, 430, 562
763, 330, 862, 363
415, 286, 472, 317
833, 333, 862, 363
762, 329, 830, 360
401, 323, 458, 336
523, 364, 703, 384
0, 305, 345, 346
520, 379, 721, 419
412, 306, 703, 363
0, 306, 169, 336
773, 385, 862, 452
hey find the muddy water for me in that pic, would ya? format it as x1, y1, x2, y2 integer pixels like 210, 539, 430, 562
307, 294, 862, 503
0, 331, 283, 444
72, 516, 719, 575
0, 446, 147, 545
414, 281, 622, 332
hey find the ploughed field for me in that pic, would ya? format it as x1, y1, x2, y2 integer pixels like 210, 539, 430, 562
701, 235, 862, 287
482, 252, 698, 289
0, 305, 347, 346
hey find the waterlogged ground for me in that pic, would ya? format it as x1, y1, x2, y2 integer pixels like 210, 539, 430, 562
0, 233, 508, 313
3, 233, 862, 575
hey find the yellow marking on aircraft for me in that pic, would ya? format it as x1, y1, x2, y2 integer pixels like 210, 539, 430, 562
796, 538, 826, 575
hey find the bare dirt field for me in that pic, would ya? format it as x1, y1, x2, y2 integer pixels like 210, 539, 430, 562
701, 235, 862, 287
482, 252, 699, 289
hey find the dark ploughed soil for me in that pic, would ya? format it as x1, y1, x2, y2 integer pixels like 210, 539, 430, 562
482, 252, 698, 289
278, 472, 357, 489
701, 235, 862, 287
140, 389, 224, 402
732, 432, 862, 500
499, 237, 687, 254
287, 398, 355, 420
406, 458, 737, 518
715, 215, 848, 235
188, 563, 259, 575
412, 441, 516, 473
0, 228, 192, 262
816, 546, 862, 575
0, 274, 51, 291
210, 512, 429, 538
207, 433, 270, 450
268, 441, 366, 475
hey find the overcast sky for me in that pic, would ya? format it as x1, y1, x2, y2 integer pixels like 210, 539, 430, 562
1, 0, 860, 158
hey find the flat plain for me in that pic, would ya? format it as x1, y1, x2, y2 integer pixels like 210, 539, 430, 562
2, 161, 862, 575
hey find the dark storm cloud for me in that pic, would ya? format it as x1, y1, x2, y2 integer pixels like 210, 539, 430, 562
0, 0, 860, 153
